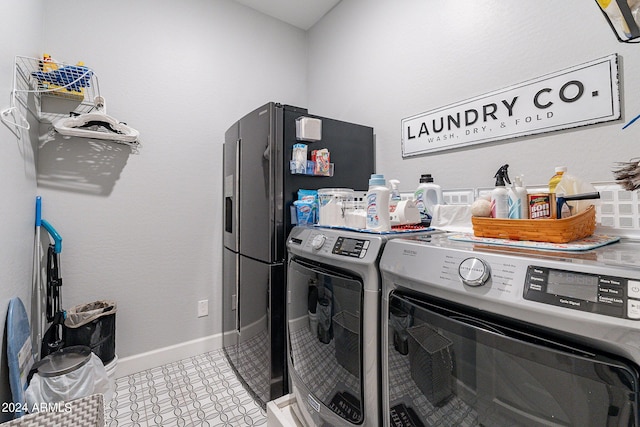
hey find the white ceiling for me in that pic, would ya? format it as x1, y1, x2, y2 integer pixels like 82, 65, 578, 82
231, 0, 342, 30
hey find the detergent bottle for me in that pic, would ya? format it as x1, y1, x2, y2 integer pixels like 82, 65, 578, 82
414, 174, 443, 223
549, 166, 567, 193
366, 174, 391, 231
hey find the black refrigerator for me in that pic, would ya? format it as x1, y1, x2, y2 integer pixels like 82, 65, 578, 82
222, 102, 375, 407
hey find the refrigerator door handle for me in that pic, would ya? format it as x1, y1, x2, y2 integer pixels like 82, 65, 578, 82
234, 248, 239, 333
263, 144, 270, 160
234, 138, 240, 249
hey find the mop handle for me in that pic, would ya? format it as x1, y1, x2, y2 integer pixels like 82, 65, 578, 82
35, 196, 42, 227
37, 196, 62, 254
41, 219, 62, 254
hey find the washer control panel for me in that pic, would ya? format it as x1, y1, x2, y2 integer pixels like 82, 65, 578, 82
287, 227, 378, 261
332, 236, 370, 258
524, 266, 640, 320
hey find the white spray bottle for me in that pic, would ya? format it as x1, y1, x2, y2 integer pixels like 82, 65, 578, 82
491, 164, 510, 219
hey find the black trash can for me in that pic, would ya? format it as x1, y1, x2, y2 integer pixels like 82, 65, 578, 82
63, 300, 116, 364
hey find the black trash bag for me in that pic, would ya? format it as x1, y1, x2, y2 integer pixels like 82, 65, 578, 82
63, 300, 117, 364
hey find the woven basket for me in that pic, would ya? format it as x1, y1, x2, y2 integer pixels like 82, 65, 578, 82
471, 205, 596, 243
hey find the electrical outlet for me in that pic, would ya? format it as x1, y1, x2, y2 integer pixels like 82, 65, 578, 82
198, 300, 208, 317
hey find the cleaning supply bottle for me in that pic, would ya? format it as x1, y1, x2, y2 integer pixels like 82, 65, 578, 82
555, 171, 596, 215
549, 166, 567, 193
555, 193, 571, 219
508, 174, 528, 219
366, 174, 391, 231
555, 191, 600, 218
414, 174, 443, 223
389, 179, 401, 215
491, 164, 511, 218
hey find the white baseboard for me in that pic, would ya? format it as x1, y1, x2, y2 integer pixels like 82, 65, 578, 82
114, 333, 223, 378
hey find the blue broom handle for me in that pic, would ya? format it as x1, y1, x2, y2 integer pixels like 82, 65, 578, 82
41, 219, 62, 254
35, 196, 41, 227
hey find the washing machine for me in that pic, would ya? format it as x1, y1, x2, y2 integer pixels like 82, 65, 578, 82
286, 225, 440, 427
380, 232, 640, 426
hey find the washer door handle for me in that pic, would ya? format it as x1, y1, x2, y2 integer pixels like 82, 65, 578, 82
450, 315, 504, 336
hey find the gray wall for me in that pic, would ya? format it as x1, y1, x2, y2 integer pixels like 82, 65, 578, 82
307, 0, 640, 191
36, 0, 308, 359
0, 0, 44, 419
0, 0, 308, 407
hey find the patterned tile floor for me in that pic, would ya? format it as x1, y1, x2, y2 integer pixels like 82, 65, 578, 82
105, 349, 267, 426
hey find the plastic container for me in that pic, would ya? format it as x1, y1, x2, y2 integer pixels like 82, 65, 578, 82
343, 200, 366, 229
549, 166, 567, 193
317, 188, 354, 226
316, 297, 332, 344
366, 174, 391, 231
414, 174, 444, 222
390, 200, 421, 226
407, 324, 453, 406
333, 311, 359, 377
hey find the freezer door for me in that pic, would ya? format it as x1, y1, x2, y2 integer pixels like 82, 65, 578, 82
281, 108, 375, 237
236, 254, 286, 407
282, 109, 374, 194
237, 103, 279, 262
222, 247, 239, 370
223, 121, 239, 252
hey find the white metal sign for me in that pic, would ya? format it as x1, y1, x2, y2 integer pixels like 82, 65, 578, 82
401, 54, 620, 157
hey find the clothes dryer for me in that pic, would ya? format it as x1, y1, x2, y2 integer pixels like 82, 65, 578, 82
286, 225, 440, 426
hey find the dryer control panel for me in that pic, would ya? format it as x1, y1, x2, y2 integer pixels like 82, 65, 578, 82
524, 266, 640, 320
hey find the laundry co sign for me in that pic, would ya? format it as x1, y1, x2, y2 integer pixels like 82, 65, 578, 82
401, 54, 620, 157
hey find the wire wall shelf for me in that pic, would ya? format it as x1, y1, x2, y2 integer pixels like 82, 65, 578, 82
2, 56, 100, 131
2, 56, 140, 148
